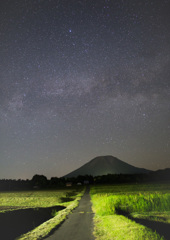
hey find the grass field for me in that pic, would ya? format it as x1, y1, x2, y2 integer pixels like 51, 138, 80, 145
0, 188, 80, 211
91, 182, 170, 240
0, 187, 84, 239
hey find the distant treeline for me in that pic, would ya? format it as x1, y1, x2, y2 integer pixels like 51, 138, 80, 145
0, 179, 31, 191
0, 169, 170, 191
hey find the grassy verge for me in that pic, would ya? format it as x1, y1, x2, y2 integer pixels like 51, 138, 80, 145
93, 214, 164, 240
91, 183, 170, 240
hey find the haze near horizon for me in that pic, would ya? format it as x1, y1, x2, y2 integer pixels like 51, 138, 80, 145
0, 0, 170, 179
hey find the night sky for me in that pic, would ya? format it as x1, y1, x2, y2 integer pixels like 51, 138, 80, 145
0, 0, 170, 180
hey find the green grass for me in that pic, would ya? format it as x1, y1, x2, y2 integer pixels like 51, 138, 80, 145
102, 193, 170, 214
93, 215, 164, 240
91, 183, 170, 240
131, 212, 170, 223
0, 187, 84, 239
91, 182, 170, 195
0, 189, 76, 211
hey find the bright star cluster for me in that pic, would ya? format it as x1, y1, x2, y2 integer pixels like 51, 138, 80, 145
0, 0, 170, 179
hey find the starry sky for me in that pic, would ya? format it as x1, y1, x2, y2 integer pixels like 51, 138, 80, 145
0, 0, 170, 180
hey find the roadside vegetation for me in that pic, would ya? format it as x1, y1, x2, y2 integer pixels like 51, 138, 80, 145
0, 187, 84, 239
91, 183, 170, 240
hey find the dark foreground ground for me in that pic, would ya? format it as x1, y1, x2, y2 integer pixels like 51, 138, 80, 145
0, 205, 65, 240
44, 186, 94, 240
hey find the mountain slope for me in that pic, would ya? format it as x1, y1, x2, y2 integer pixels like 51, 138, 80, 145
64, 155, 150, 178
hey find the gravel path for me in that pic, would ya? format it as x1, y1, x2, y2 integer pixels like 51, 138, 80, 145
44, 186, 94, 240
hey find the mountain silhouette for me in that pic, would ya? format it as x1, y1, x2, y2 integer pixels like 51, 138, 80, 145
64, 155, 150, 177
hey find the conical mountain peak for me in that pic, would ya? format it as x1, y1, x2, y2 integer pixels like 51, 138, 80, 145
64, 155, 150, 178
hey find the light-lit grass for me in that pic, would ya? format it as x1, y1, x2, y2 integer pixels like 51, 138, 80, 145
93, 215, 164, 240
91, 182, 170, 195
91, 183, 170, 240
0, 189, 76, 211
99, 193, 170, 215
131, 211, 170, 224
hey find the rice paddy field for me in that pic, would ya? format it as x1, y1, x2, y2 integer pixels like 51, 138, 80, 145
90, 182, 170, 240
0, 188, 79, 211
0, 187, 84, 240
1, 182, 170, 240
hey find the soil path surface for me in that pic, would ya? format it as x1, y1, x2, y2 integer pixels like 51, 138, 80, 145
45, 186, 94, 240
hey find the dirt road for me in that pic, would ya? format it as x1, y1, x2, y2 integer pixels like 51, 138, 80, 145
44, 186, 94, 240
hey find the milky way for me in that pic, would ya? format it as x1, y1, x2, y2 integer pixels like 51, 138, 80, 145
0, 0, 170, 179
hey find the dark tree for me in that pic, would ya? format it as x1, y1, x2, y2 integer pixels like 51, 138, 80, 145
31, 174, 48, 188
